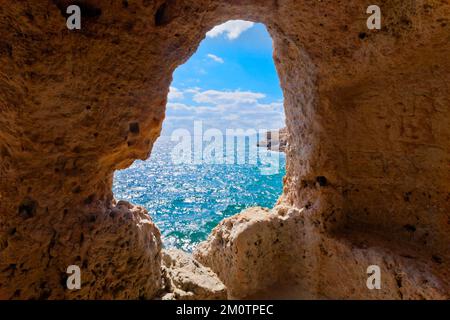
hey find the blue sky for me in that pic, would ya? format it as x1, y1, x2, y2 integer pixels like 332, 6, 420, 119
163, 20, 285, 134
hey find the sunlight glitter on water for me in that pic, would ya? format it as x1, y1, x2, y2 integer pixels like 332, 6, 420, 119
113, 136, 285, 252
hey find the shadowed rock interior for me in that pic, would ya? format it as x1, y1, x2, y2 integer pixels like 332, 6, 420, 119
0, 0, 449, 299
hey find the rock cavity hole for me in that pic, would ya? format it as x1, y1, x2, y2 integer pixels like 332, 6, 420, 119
113, 21, 286, 252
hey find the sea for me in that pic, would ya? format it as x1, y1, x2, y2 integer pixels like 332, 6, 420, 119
113, 135, 285, 252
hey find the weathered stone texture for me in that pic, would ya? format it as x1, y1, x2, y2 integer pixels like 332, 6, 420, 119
158, 249, 226, 300
195, 206, 448, 299
0, 0, 449, 299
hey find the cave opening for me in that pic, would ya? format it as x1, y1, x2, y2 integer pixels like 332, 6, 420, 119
113, 20, 286, 252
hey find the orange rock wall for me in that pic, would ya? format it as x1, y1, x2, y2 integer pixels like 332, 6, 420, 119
0, 0, 449, 299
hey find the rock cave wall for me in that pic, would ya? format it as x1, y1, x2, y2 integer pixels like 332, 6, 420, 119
0, 0, 449, 299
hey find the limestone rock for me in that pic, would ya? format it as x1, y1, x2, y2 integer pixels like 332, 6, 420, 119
0, 0, 449, 299
194, 206, 306, 298
159, 249, 226, 300
195, 205, 450, 299
0, 198, 162, 299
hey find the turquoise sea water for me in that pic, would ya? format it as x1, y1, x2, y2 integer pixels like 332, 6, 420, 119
113, 135, 285, 252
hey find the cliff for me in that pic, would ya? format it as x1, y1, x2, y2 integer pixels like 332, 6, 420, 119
257, 128, 288, 152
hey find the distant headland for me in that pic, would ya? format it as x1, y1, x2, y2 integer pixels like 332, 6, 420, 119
257, 127, 287, 152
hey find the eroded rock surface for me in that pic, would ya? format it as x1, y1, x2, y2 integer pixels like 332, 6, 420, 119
0, 0, 449, 299
195, 206, 449, 299
0, 199, 162, 299
158, 249, 226, 300
194, 206, 305, 299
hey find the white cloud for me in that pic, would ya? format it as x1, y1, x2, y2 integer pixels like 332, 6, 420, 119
166, 102, 191, 111
168, 87, 184, 100
206, 54, 224, 64
193, 90, 265, 105
206, 20, 255, 40
163, 88, 284, 133
184, 87, 201, 94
